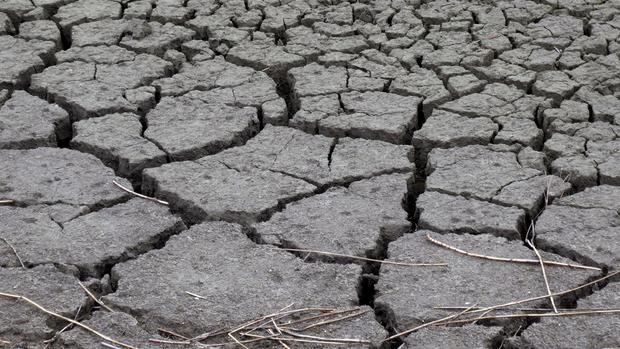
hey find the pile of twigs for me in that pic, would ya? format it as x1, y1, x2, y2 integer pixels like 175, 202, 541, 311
151, 305, 372, 348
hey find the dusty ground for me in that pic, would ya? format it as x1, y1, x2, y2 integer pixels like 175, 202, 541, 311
1, 0, 619, 348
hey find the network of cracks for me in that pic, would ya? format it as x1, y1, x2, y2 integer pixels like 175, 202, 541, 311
1, 0, 620, 348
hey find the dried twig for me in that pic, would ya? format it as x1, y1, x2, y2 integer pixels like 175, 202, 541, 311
112, 180, 168, 205
426, 233, 601, 271
0, 292, 137, 349
525, 226, 558, 313
441, 309, 620, 325
299, 309, 368, 331
158, 328, 189, 340
278, 248, 448, 267
185, 291, 208, 300
462, 270, 620, 318
0, 237, 25, 268
78, 281, 114, 312
280, 330, 371, 344
43, 305, 82, 344
0, 338, 10, 345
0, 200, 13, 205
383, 304, 477, 341
101, 343, 123, 349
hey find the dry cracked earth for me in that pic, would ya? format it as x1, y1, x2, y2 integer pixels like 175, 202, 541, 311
1, 0, 620, 348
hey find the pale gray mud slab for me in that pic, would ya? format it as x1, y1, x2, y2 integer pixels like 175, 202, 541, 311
0, 199, 186, 275
253, 173, 411, 258
536, 186, 620, 269
30, 54, 172, 120
143, 126, 413, 224
518, 282, 620, 348
375, 231, 597, 331
144, 96, 259, 161
0, 35, 55, 88
416, 191, 525, 239
71, 112, 167, 182
0, 148, 130, 209
0, 265, 88, 344
104, 221, 387, 345
0, 90, 69, 149
425, 145, 570, 213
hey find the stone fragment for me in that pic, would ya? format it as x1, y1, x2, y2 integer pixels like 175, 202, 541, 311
322, 91, 421, 144
533, 70, 579, 103
227, 41, 305, 81
412, 110, 497, 170
550, 155, 598, 189
426, 145, 542, 201
0, 35, 55, 88
144, 96, 259, 161
31, 55, 172, 119
288, 63, 348, 102
390, 67, 451, 115
375, 231, 596, 330
416, 191, 525, 239
0, 90, 70, 149
53, 0, 121, 34
17, 20, 61, 48
446, 74, 486, 97
55, 45, 137, 64
0, 12, 14, 34
537, 189, 620, 268
0, 148, 130, 208
119, 21, 195, 56
0, 199, 186, 274
144, 126, 413, 223
439, 83, 548, 121
71, 112, 167, 182
104, 221, 387, 344
520, 283, 620, 348
495, 116, 543, 149
472, 59, 536, 90
0, 266, 88, 344
254, 174, 410, 257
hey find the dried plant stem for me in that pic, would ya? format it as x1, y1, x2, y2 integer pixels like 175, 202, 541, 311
78, 281, 114, 312
441, 309, 620, 325
112, 180, 168, 205
426, 233, 600, 271
0, 237, 25, 268
0, 292, 137, 349
279, 248, 447, 267
0, 200, 13, 205
525, 230, 558, 313
384, 304, 478, 341
299, 309, 368, 331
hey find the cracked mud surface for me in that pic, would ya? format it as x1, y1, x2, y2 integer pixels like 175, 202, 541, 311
1, 0, 619, 348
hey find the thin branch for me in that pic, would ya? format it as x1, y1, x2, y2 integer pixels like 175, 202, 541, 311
278, 248, 448, 267
0, 237, 25, 268
525, 227, 558, 313
185, 291, 208, 300
299, 309, 368, 331
0, 200, 13, 205
441, 309, 620, 325
383, 304, 477, 342
280, 330, 371, 344
78, 282, 114, 312
112, 180, 168, 205
0, 292, 137, 349
426, 233, 601, 271
158, 328, 189, 340
101, 343, 123, 349
44, 305, 82, 343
